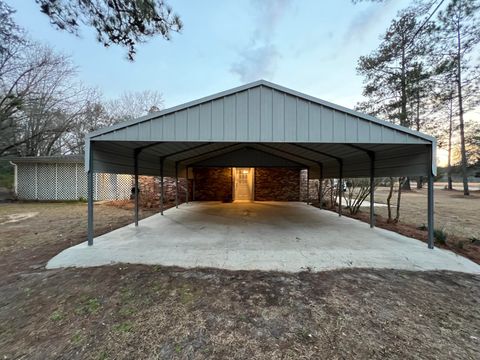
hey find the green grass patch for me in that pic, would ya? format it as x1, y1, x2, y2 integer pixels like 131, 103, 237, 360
97, 351, 109, 360
50, 310, 64, 322
76, 297, 101, 315
113, 322, 133, 333
70, 330, 85, 345
119, 287, 135, 302
119, 306, 136, 317
178, 284, 196, 304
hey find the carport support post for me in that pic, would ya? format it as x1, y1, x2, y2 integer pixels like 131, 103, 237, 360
306, 168, 310, 205
318, 163, 323, 209
87, 148, 94, 246
175, 162, 179, 208
134, 149, 140, 227
160, 157, 165, 215
338, 160, 343, 217
369, 152, 375, 228
186, 167, 189, 204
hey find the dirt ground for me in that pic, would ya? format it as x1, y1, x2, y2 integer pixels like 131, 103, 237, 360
361, 187, 480, 264
373, 186, 480, 240
1, 202, 480, 359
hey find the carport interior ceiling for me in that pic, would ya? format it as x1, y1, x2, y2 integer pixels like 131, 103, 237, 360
87, 80, 436, 179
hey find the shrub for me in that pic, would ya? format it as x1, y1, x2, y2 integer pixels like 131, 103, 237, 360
434, 229, 447, 244
417, 224, 427, 231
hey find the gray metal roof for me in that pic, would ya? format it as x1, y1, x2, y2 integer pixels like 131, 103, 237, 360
10, 155, 84, 164
86, 80, 436, 178
89, 80, 434, 144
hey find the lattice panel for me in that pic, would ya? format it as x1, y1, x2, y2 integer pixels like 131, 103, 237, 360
77, 164, 88, 200
15, 162, 134, 201
16, 164, 37, 199
94, 173, 133, 200
37, 164, 56, 200
56, 164, 77, 200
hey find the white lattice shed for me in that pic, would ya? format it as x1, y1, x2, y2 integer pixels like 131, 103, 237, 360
10, 155, 132, 201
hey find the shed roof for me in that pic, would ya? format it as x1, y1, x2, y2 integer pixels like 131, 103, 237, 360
87, 80, 436, 178
10, 155, 84, 164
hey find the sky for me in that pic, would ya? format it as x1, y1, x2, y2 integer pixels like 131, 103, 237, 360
7, 0, 413, 109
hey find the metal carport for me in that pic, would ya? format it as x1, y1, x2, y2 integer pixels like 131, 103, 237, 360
85, 80, 436, 248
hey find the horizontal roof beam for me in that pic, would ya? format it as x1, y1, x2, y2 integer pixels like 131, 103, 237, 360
289, 144, 342, 162
256, 144, 318, 167
182, 143, 242, 166
160, 142, 213, 160
187, 145, 308, 168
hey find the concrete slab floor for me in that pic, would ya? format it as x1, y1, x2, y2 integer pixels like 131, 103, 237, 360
47, 202, 480, 274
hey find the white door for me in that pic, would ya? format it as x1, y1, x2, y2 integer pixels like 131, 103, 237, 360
234, 168, 253, 200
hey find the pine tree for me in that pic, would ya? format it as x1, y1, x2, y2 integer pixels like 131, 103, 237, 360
357, 6, 435, 196
436, 0, 480, 195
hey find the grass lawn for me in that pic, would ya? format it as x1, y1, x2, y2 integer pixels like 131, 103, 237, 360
0, 200, 479, 359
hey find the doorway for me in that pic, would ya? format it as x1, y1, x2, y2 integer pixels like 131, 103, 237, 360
233, 168, 254, 201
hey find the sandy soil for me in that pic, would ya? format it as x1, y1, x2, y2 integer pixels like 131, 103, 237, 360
0, 201, 479, 359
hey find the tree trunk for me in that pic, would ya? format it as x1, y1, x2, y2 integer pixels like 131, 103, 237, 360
329, 179, 335, 208
400, 44, 408, 127
456, 16, 469, 195
416, 177, 423, 189
394, 177, 404, 223
402, 177, 411, 190
414, 90, 423, 191
447, 93, 453, 190
387, 177, 394, 223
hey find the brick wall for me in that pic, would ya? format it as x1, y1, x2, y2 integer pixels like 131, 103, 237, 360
193, 167, 233, 201
254, 168, 301, 201
138, 168, 305, 204
138, 176, 188, 208
300, 169, 320, 202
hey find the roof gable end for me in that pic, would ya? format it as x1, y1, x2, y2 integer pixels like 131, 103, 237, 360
89, 80, 434, 144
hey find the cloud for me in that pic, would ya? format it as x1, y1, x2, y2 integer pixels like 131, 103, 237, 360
342, 0, 400, 46
230, 0, 291, 82
231, 44, 280, 82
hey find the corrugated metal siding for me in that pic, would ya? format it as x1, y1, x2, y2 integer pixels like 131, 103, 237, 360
93, 86, 429, 145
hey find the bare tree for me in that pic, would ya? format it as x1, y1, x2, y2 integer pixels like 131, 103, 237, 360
61, 100, 109, 154
342, 178, 381, 215
0, 41, 97, 156
61, 90, 165, 154
105, 90, 164, 123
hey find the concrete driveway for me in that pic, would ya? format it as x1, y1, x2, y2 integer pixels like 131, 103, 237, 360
47, 202, 480, 273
